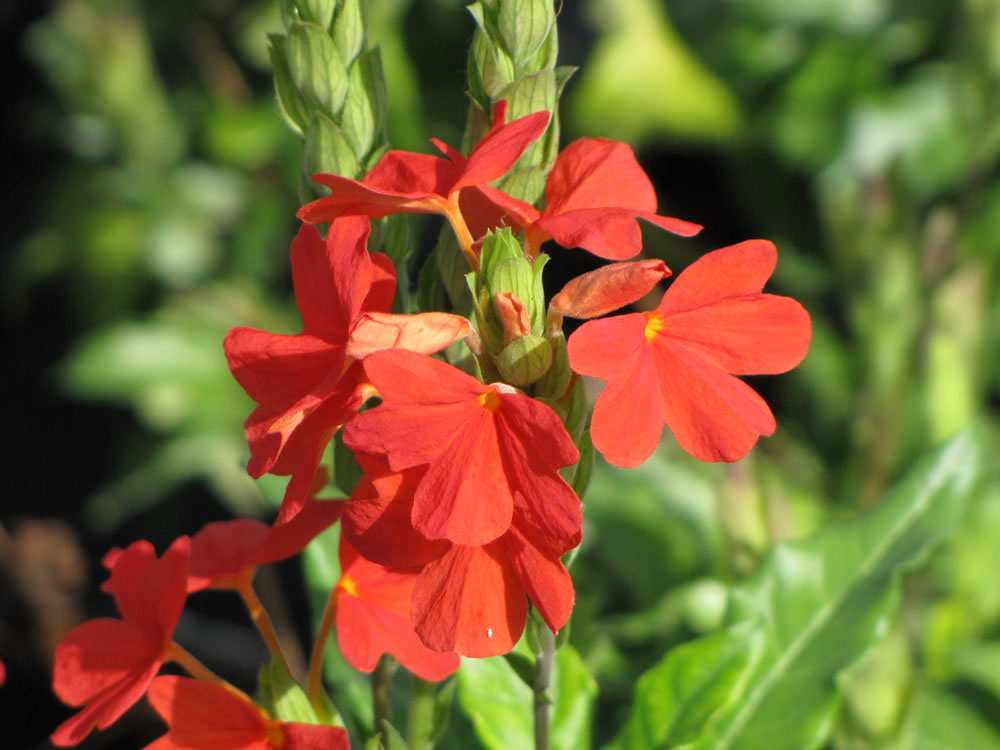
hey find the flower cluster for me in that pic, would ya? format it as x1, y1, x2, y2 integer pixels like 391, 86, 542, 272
50, 101, 810, 747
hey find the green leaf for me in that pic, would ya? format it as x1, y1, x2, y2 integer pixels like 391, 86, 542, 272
457, 643, 597, 750
569, 0, 741, 144
605, 427, 987, 750
883, 684, 1000, 750
948, 641, 1000, 700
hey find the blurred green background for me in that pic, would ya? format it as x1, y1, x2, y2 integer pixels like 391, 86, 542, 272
2, 0, 998, 748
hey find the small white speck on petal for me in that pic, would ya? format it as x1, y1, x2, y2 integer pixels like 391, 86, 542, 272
487, 628, 493, 639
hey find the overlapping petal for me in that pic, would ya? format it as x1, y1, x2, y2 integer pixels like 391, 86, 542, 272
568, 240, 812, 466
343, 349, 581, 547
225, 217, 468, 520
410, 507, 576, 658
334, 537, 459, 682
485, 138, 701, 259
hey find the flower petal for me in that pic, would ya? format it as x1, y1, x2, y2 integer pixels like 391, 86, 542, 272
412, 543, 527, 657
552, 260, 670, 319
347, 312, 470, 359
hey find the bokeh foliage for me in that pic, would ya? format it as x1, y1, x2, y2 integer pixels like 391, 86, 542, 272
6, 0, 999, 747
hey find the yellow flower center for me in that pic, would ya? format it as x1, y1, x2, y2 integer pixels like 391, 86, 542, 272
644, 313, 664, 342
338, 574, 358, 597
479, 388, 501, 413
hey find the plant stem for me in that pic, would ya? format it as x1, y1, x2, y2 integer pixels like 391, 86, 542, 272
533, 625, 556, 750
406, 676, 436, 750
373, 653, 394, 735
237, 572, 292, 675
306, 586, 339, 724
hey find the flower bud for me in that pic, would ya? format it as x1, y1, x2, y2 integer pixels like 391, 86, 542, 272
497, 334, 552, 386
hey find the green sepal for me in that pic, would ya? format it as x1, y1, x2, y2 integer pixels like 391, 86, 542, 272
332, 0, 366, 67
497, 70, 558, 172
295, 0, 337, 31
269, 34, 309, 135
467, 3, 516, 108
302, 111, 362, 195
286, 21, 349, 117
258, 656, 320, 724
479, 228, 524, 281
534, 331, 571, 400
499, 0, 554, 64
342, 47, 388, 163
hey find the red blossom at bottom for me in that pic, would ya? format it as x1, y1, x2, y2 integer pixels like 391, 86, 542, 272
51, 537, 190, 747
144, 676, 349, 750
344, 455, 578, 658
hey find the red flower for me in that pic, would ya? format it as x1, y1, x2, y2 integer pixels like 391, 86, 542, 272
342, 349, 582, 548
225, 217, 468, 521
343, 454, 577, 658
144, 675, 349, 750
187, 500, 345, 592
483, 138, 701, 260
51, 537, 190, 746
568, 240, 812, 466
298, 101, 550, 264
333, 536, 460, 681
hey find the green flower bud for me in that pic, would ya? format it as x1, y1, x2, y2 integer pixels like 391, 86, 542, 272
497, 334, 552, 386
476, 229, 548, 335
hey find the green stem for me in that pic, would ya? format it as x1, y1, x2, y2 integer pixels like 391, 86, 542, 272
533, 625, 556, 750
372, 653, 395, 736
406, 677, 437, 750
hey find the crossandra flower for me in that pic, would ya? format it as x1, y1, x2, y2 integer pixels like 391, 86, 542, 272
51, 538, 190, 747
342, 349, 582, 548
224, 216, 468, 521
144, 676, 349, 750
343, 453, 578, 658
568, 240, 812, 466
298, 101, 550, 266
332, 535, 460, 682
481, 137, 702, 260
187, 499, 344, 591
